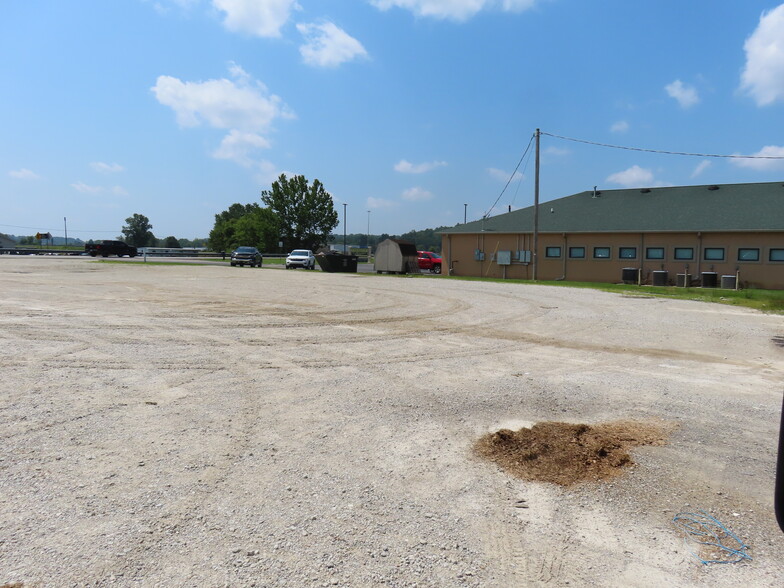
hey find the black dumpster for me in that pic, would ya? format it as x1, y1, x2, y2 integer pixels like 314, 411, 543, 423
316, 252, 358, 273
701, 271, 718, 288
652, 270, 668, 286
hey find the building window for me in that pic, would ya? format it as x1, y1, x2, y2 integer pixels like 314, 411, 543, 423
646, 247, 665, 260
545, 246, 561, 258
674, 247, 694, 260
619, 247, 637, 259
737, 248, 760, 262
593, 247, 611, 259
704, 247, 725, 261
770, 249, 784, 262
569, 246, 585, 259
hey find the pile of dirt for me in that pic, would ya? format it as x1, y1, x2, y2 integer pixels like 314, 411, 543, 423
474, 420, 674, 486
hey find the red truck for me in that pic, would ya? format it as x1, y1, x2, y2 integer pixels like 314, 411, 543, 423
417, 251, 442, 274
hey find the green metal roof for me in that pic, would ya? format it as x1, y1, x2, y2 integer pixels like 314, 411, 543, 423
441, 181, 784, 234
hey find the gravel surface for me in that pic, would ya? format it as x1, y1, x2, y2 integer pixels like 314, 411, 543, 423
1, 256, 784, 587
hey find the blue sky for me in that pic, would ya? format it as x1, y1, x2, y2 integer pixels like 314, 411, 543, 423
3, 0, 784, 242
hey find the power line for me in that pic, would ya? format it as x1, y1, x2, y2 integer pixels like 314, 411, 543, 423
484, 133, 535, 218
541, 131, 784, 159
0, 223, 117, 233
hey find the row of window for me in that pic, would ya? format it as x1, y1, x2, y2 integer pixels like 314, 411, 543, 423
544, 246, 784, 263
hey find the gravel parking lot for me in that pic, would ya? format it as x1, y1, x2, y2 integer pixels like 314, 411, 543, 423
2, 256, 783, 587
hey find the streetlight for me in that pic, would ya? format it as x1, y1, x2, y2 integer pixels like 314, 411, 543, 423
343, 203, 347, 254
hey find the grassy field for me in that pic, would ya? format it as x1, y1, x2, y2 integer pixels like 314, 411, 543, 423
435, 274, 784, 313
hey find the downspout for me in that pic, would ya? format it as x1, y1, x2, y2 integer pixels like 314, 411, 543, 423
447, 234, 453, 275
556, 233, 567, 281
696, 232, 702, 278
639, 233, 645, 285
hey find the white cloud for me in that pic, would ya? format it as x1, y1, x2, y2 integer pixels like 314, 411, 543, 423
368, 196, 397, 208
487, 167, 523, 182
297, 22, 368, 68
90, 162, 125, 174
610, 120, 629, 134
111, 186, 129, 196
690, 160, 711, 178
370, 0, 539, 21
401, 186, 434, 201
153, 64, 293, 168
152, 68, 292, 131
730, 145, 784, 171
212, 0, 300, 38
741, 4, 784, 106
543, 146, 569, 157
665, 79, 699, 108
71, 182, 104, 194
213, 130, 271, 166
606, 165, 653, 187
9, 168, 40, 180
394, 159, 447, 173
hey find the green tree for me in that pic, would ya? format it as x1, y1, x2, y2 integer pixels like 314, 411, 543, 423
163, 236, 181, 248
261, 174, 339, 251
208, 203, 280, 252
121, 213, 155, 247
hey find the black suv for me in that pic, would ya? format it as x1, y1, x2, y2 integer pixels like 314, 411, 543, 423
230, 246, 263, 267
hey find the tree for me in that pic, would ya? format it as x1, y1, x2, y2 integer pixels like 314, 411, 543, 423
163, 236, 181, 248
261, 174, 339, 251
121, 213, 155, 247
208, 203, 280, 252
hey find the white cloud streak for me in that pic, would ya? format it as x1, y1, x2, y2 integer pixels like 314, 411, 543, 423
740, 4, 784, 106
610, 120, 629, 134
606, 165, 653, 187
487, 167, 523, 182
394, 159, 447, 173
401, 186, 434, 201
731, 145, 784, 171
297, 22, 368, 67
9, 168, 40, 180
665, 79, 699, 108
212, 0, 300, 38
90, 162, 125, 174
368, 196, 397, 208
70, 182, 104, 194
370, 0, 539, 21
690, 160, 711, 178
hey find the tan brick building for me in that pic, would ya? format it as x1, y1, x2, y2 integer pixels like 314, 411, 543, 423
440, 181, 784, 289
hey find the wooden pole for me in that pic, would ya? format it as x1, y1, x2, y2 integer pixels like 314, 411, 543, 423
533, 129, 540, 281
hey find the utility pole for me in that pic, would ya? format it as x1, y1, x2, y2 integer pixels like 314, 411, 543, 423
532, 128, 540, 281
64, 217, 68, 249
343, 203, 347, 254
367, 210, 371, 256
464, 203, 467, 224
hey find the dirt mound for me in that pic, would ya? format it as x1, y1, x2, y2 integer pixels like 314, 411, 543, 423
474, 420, 674, 486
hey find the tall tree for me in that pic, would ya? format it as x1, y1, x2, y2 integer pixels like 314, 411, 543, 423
208, 203, 280, 252
121, 213, 155, 247
261, 174, 339, 251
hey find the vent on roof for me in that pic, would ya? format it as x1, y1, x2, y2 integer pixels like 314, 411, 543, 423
707, 185, 720, 191
592, 186, 601, 198
640, 188, 651, 193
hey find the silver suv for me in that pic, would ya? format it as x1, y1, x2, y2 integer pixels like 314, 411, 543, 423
285, 249, 316, 270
